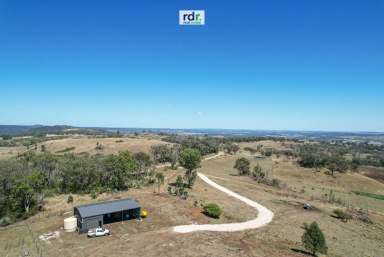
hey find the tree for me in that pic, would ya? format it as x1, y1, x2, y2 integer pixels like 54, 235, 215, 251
103, 151, 138, 190
30, 152, 58, 187
179, 148, 201, 188
234, 157, 250, 175
155, 172, 165, 193
223, 143, 240, 154
301, 222, 328, 256
15, 182, 34, 213
26, 170, 46, 206
133, 152, 152, 172
326, 155, 349, 176
27, 170, 46, 193
151, 144, 172, 163
170, 145, 181, 169
1, 135, 12, 140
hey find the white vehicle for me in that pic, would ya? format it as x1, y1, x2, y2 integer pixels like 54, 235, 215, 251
87, 227, 110, 238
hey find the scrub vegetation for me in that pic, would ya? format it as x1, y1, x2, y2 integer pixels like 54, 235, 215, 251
0, 150, 154, 224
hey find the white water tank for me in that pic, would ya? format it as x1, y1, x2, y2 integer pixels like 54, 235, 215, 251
64, 216, 77, 232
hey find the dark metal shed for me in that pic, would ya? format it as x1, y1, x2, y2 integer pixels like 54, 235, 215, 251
74, 198, 141, 233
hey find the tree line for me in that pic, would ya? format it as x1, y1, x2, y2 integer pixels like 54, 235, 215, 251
0, 150, 153, 224
0, 143, 207, 224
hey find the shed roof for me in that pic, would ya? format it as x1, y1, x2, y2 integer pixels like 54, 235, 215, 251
75, 198, 140, 218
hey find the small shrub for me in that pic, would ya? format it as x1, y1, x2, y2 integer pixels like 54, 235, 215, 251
180, 190, 189, 200
271, 178, 280, 188
168, 175, 189, 199
42, 188, 56, 197
332, 209, 352, 222
355, 209, 373, 224
251, 164, 265, 181
95, 142, 104, 150
56, 146, 75, 153
167, 186, 173, 195
203, 203, 222, 219
67, 195, 74, 204
90, 190, 98, 199
0, 216, 11, 226
263, 148, 273, 157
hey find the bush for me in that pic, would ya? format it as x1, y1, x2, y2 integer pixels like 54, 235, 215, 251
90, 190, 98, 199
95, 142, 103, 150
42, 188, 56, 197
67, 195, 74, 203
354, 209, 373, 224
251, 164, 265, 181
271, 178, 280, 188
168, 175, 189, 199
234, 157, 250, 175
203, 203, 222, 219
223, 143, 240, 154
0, 216, 11, 226
332, 209, 352, 222
167, 186, 173, 195
263, 149, 273, 157
302, 222, 328, 256
1, 135, 12, 140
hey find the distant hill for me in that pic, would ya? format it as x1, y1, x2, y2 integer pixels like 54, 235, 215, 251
0, 125, 42, 136
0, 125, 107, 136
1, 125, 383, 144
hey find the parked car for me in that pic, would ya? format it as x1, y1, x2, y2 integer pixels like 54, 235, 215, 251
87, 227, 110, 238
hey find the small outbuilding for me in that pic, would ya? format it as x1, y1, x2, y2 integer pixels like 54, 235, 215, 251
74, 198, 141, 233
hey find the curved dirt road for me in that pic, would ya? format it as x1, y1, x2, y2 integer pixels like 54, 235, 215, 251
173, 172, 274, 233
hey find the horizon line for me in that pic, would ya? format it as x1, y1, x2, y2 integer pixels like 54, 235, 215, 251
1, 123, 384, 134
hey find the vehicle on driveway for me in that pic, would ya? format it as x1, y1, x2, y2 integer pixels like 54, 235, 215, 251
87, 227, 110, 238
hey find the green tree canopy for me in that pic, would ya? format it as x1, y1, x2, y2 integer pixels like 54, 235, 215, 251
302, 221, 328, 256
234, 157, 250, 175
179, 148, 201, 188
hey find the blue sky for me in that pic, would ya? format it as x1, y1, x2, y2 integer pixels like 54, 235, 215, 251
0, 0, 383, 131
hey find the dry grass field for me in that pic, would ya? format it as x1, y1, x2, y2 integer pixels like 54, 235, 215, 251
40, 136, 169, 155
0, 135, 169, 160
199, 152, 384, 257
1, 140, 384, 257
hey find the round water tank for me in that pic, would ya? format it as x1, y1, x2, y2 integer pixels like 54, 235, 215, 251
64, 216, 77, 232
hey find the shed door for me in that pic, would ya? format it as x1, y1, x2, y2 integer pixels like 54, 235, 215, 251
86, 219, 100, 229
